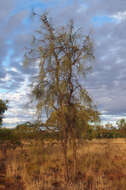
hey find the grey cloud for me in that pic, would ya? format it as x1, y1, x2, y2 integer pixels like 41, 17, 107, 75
1, 0, 126, 126
87, 0, 126, 15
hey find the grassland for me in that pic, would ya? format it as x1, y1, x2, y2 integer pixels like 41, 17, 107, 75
1, 138, 126, 190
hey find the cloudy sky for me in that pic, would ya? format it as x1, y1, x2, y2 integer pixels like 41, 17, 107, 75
0, 0, 126, 127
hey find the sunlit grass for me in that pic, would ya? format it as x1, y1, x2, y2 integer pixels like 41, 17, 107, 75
4, 138, 126, 190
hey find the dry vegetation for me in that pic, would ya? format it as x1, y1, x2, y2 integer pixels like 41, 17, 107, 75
0, 138, 126, 190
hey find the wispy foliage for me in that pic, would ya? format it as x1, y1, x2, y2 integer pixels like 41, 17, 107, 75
25, 14, 98, 121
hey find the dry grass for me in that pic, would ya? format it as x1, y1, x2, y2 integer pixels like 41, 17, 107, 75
4, 138, 126, 190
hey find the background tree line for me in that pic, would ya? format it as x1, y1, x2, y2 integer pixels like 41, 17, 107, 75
0, 119, 126, 143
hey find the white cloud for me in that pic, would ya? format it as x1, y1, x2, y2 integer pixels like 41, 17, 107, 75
101, 114, 126, 125
1, 74, 36, 127
111, 11, 126, 22
11, 67, 19, 72
77, 4, 87, 13
1, 73, 11, 82
3, 117, 22, 124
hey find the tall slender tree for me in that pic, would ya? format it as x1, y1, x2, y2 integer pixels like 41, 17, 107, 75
25, 14, 99, 182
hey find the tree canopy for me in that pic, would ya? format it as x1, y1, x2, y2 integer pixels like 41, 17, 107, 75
0, 99, 8, 126
25, 14, 99, 125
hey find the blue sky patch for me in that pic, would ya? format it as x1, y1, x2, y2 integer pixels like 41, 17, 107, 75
22, 17, 31, 25
2, 49, 14, 67
92, 15, 114, 27
5, 40, 13, 46
0, 89, 8, 93
10, 1, 46, 17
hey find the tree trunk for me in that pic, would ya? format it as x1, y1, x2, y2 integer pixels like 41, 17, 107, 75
72, 138, 77, 180
61, 131, 69, 183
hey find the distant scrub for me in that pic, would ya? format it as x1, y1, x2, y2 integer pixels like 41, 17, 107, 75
1, 119, 126, 145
